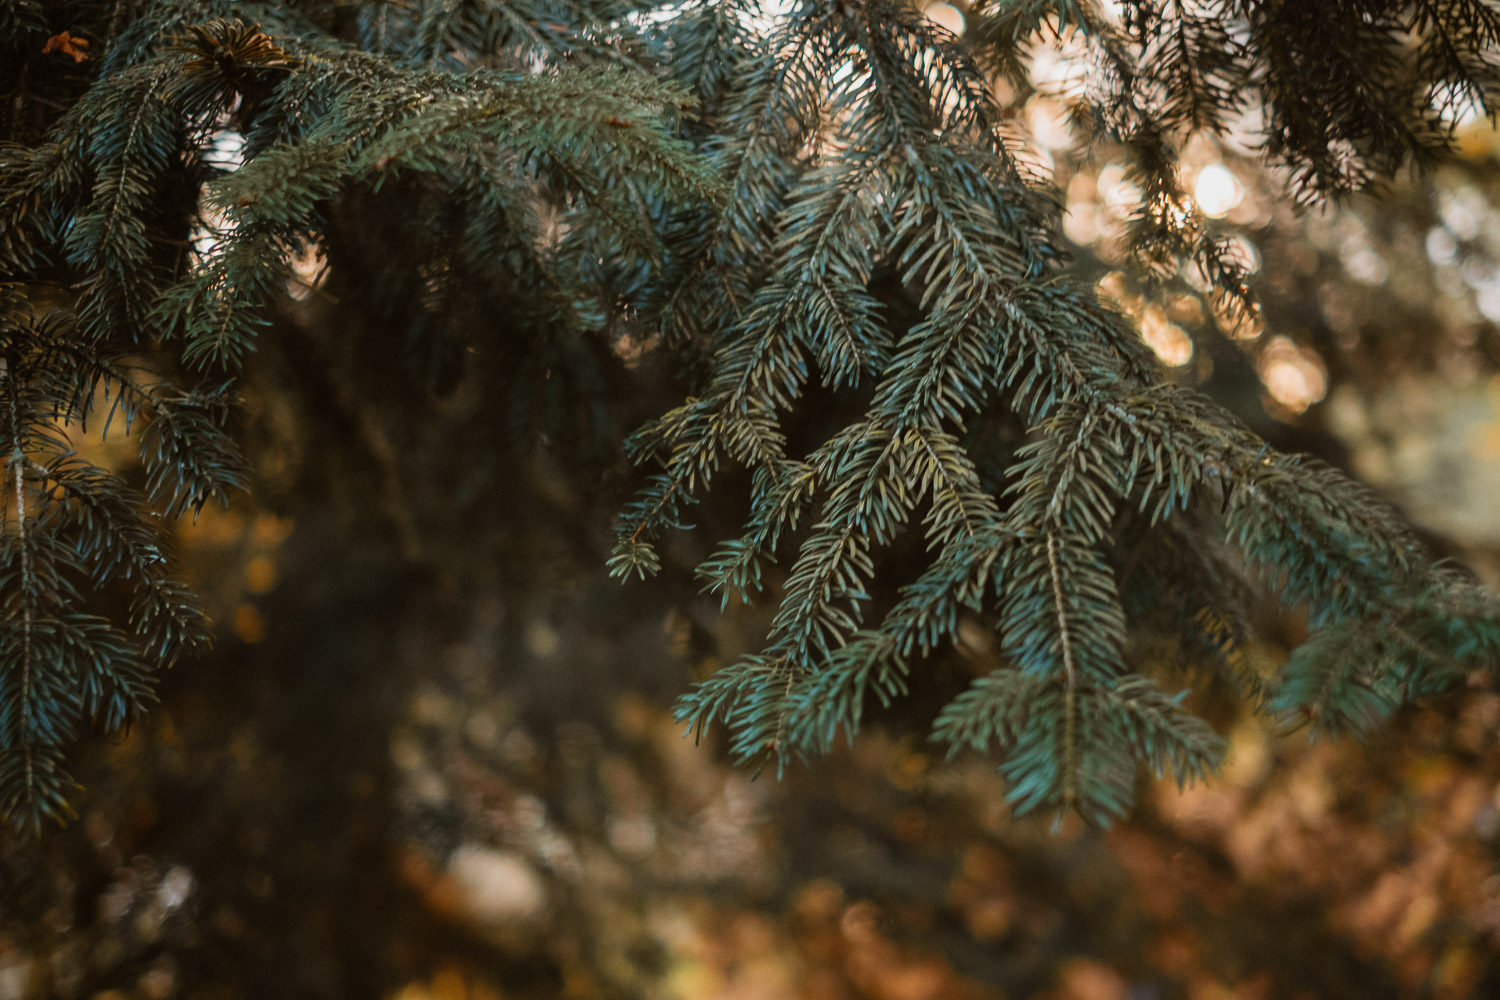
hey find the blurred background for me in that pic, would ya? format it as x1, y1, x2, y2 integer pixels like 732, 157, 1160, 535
8, 2, 1500, 998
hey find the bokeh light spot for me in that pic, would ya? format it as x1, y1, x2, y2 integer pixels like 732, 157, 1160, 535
1194, 164, 1243, 218
1259, 337, 1327, 414
234, 604, 266, 644
924, 2, 964, 35
1139, 305, 1194, 367
245, 557, 276, 594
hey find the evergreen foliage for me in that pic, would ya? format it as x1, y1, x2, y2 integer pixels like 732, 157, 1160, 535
2, 0, 1499, 831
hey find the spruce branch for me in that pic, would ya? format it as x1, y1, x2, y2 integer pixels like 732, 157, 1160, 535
623, 0, 1500, 824
7, 0, 1500, 830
